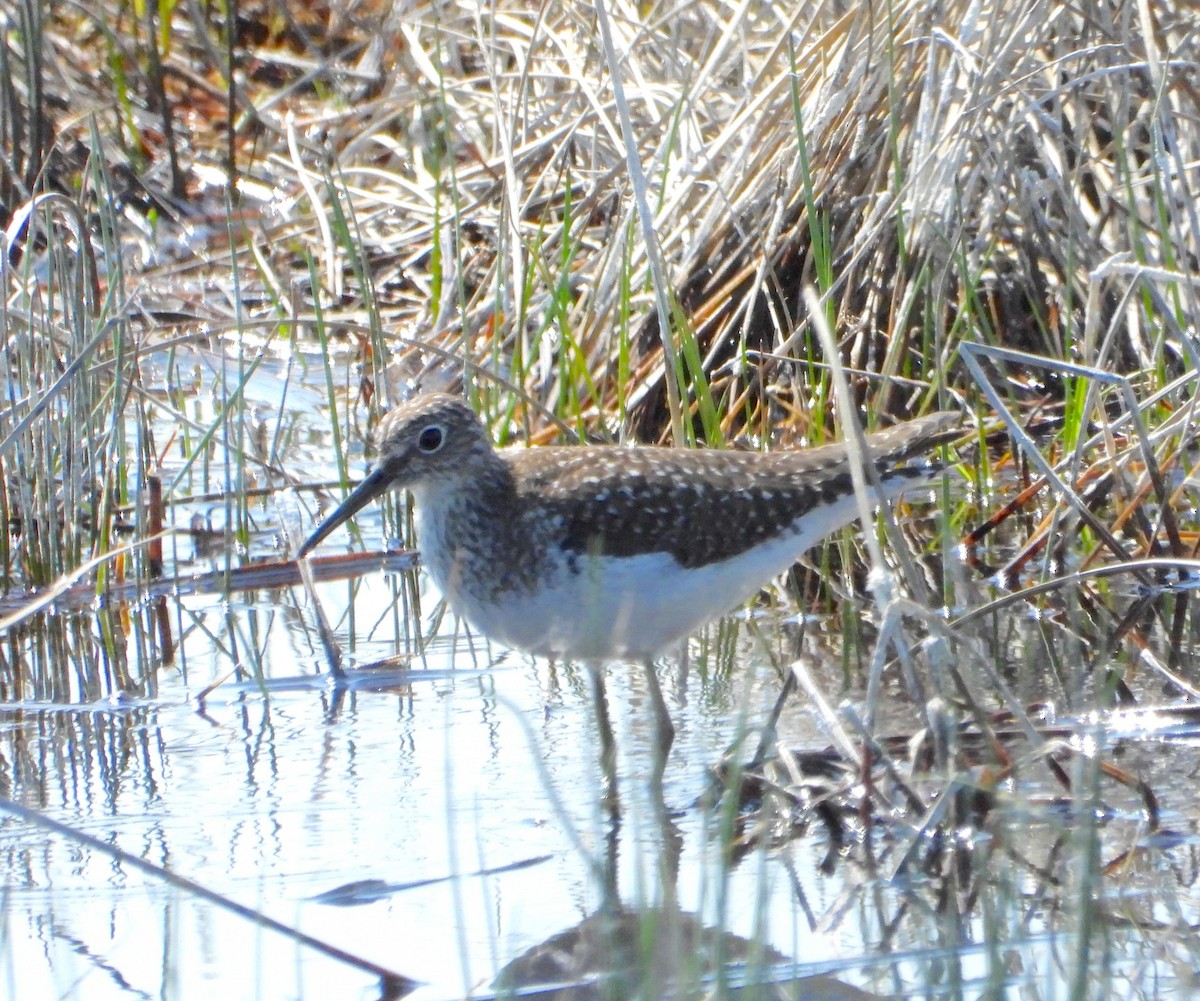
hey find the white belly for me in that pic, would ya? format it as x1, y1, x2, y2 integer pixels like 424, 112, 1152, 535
426, 495, 894, 662
454, 549, 725, 661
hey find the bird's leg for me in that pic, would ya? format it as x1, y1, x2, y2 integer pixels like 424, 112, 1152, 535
642, 659, 676, 761
641, 658, 681, 911
588, 663, 620, 814
749, 668, 797, 768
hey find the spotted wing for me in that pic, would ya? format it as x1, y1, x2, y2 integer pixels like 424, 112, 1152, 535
510, 412, 958, 569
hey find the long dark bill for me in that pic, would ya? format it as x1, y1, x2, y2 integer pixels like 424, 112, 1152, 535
297, 467, 395, 558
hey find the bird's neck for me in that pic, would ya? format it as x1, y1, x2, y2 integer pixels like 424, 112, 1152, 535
411, 453, 518, 599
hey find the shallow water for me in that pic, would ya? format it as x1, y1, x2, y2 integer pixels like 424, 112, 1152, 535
0, 569, 868, 999
3, 354, 1200, 999
4, 552, 1200, 1000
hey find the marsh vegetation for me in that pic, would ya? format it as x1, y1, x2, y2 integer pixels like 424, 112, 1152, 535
2, 1, 1199, 998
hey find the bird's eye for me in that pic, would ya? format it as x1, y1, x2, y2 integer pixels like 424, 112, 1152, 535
417, 425, 445, 453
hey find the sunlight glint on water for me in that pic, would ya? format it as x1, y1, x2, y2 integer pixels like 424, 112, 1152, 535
0, 568, 862, 1000
1, 559, 1198, 998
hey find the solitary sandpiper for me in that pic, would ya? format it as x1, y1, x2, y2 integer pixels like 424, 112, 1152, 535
298, 393, 959, 788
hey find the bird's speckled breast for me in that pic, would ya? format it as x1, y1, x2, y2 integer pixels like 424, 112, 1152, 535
412, 474, 568, 606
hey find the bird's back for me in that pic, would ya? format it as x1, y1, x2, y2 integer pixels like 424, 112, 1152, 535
503, 412, 958, 570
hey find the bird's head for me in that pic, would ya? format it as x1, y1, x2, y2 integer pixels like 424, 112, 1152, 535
297, 393, 492, 557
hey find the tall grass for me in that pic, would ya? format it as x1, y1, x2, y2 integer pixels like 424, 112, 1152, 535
2, 0, 1200, 997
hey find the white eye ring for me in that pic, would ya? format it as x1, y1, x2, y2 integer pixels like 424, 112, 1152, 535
417, 424, 446, 453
